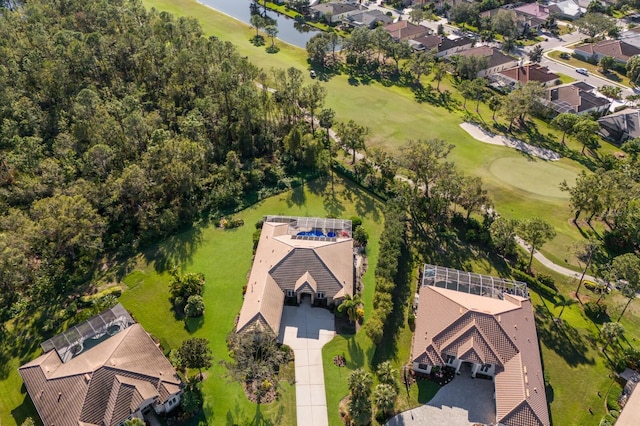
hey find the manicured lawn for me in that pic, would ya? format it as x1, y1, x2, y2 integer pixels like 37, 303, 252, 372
119, 176, 386, 426
139, 0, 611, 270
547, 50, 632, 88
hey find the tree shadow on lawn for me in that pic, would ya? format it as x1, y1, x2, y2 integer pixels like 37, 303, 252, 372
345, 335, 366, 369
185, 315, 205, 333
337, 183, 383, 222
372, 241, 413, 367
11, 392, 38, 426
225, 400, 284, 426
145, 225, 205, 273
535, 303, 595, 367
286, 183, 306, 208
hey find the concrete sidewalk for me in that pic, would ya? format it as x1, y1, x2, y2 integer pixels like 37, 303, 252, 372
279, 300, 335, 426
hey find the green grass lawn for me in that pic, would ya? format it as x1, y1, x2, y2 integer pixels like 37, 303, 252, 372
139, 0, 617, 271
548, 50, 632, 88
119, 176, 386, 426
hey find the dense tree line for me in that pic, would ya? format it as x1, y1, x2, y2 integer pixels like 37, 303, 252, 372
0, 0, 327, 321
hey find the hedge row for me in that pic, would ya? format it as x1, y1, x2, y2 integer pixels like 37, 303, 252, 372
364, 199, 407, 345
79, 286, 123, 306
509, 267, 557, 300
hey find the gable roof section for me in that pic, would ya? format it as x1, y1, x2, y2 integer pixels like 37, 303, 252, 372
575, 40, 640, 62
598, 108, 640, 141
310, 2, 358, 17
19, 323, 182, 426
384, 20, 429, 40
499, 64, 559, 84
546, 84, 610, 114
412, 284, 549, 426
342, 9, 393, 27
455, 46, 516, 69
237, 218, 354, 334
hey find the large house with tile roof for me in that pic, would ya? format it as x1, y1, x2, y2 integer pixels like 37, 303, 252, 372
574, 40, 640, 64
236, 216, 354, 335
411, 265, 549, 426
18, 304, 183, 426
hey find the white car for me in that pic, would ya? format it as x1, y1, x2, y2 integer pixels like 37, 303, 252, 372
576, 68, 589, 76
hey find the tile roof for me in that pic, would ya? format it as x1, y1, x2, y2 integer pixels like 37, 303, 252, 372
342, 9, 393, 27
236, 217, 353, 334
310, 2, 358, 16
412, 284, 549, 426
455, 46, 516, 69
514, 3, 551, 20
499, 64, 559, 84
383, 20, 430, 40
19, 322, 182, 426
546, 84, 610, 114
575, 40, 640, 62
598, 108, 640, 141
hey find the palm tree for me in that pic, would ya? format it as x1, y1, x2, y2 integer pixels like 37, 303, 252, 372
433, 62, 448, 92
601, 321, 624, 352
348, 368, 372, 398
337, 293, 363, 323
376, 361, 398, 389
373, 383, 397, 418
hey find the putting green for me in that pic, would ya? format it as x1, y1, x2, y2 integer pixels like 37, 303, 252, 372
489, 157, 578, 198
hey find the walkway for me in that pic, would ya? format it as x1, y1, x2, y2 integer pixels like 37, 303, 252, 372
386, 364, 495, 426
516, 237, 596, 282
278, 299, 335, 426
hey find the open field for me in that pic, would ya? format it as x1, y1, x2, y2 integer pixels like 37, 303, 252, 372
138, 0, 619, 285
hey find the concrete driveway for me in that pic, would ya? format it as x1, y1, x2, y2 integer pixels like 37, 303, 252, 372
278, 299, 335, 426
386, 364, 495, 426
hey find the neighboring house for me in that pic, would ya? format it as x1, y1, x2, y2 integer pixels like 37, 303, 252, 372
543, 82, 611, 115
616, 369, 640, 426
574, 40, 640, 64
620, 26, 640, 49
598, 108, 640, 144
236, 216, 354, 334
410, 34, 473, 57
309, 1, 359, 23
480, 7, 543, 36
384, 20, 430, 41
453, 46, 519, 77
411, 265, 550, 426
340, 9, 393, 29
496, 63, 560, 88
514, 3, 551, 21
19, 304, 183, 426
548, 0, 584, 20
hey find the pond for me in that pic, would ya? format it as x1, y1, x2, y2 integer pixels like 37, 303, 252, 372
197, 0, 320, 48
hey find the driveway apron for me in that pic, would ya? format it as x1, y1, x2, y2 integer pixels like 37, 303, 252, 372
279, 300, 335, 426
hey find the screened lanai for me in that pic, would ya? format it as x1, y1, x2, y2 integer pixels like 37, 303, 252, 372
421, 264, 528, 299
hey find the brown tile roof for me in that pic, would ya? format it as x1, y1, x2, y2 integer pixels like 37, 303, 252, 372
546, 84, 610, 114
575, 40, 640, 62
412, 284, 549, 426
19, 323, 182, 426
455, 46, 516, 69
499, 64, 559, 84
383, 20, 429, 40
236, 217, 353, 334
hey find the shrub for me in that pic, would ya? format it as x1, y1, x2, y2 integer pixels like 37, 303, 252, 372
350, 216, 363, 230
585, 301, 608, 318
509, 267, 556, 299
79, 286, 122, 306
185, 295, 205, 318
536, 274, 557, 290
354, 226, 369, 247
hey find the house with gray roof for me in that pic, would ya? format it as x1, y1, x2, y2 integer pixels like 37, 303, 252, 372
411, 265, 549, 426
19, 304, 183, 426
598, 108, 640, 144
452, 46, 519, 77
236, 216, 354, 334
543, 82, 611, 115
574, 40, 640, 64
340, 9, 393, 29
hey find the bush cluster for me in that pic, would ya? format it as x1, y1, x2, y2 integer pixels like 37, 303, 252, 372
509, 267, 557, 299
364, 200, 407, 345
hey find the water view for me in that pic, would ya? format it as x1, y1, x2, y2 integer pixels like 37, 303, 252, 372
197, 0, 319, 47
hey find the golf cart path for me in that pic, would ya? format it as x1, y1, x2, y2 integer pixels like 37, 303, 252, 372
460, 122, 561, 161
516, 237, 596, 282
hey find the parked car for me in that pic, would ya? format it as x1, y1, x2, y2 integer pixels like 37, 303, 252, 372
310, 70, 316, 78
576, 68, 588, 76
